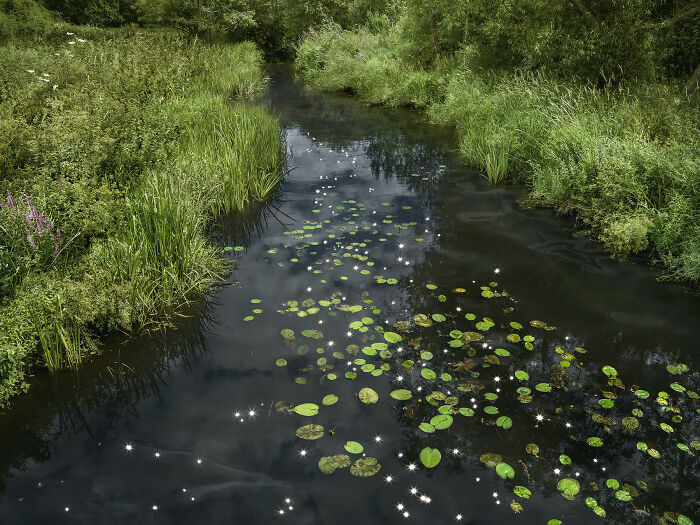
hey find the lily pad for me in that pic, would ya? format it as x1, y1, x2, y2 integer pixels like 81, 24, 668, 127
390, 389, 413, 400
557, 478, 580, 498
318, 454, 351, 474
322, 394, 339, 406
350, 457, 381, 477
296, 424, 324, 440
419, 447, 442, 468
358, 387, 379, 404
384, 332, 402, 343
294, 403, 320, 416
496, 462, 515, 479
344, 441, 364, 454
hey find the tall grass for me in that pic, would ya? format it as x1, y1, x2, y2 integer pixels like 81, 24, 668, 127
165, 94, 283, 215
296, 24, 700, 285
0, 27, 283, 406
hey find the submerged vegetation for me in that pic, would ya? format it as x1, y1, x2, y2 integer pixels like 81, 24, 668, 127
0, 7, 283, 405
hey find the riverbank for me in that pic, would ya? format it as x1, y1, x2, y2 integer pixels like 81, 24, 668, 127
296, 24, 700, 286
0, 23, 283, 406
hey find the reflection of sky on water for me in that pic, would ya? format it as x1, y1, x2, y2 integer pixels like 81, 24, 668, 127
0, 66, 696, 525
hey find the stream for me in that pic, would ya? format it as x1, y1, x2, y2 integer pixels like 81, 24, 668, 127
0, 66, 697, 524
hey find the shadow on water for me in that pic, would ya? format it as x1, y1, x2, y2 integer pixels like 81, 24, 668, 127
0, 65, 697, 525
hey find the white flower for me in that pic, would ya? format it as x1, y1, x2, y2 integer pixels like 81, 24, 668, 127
42, 73, 49, 77
52, 84, 58, 90
77, 39, 86, 43
26, 69, 35, 73
68, 41, 75, 45
67, 32, 74, 35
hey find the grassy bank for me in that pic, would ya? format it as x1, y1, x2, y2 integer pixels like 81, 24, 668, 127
296, 24, 700, 285
0, 21, 283, 406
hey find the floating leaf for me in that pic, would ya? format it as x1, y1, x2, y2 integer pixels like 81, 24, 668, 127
430, 414, 453, 430
514, 486, 532, 499
559, 454, 572, 465
350, 457, 381, 477
294, 403, 319, 416
344, 441, 364, 454
606, 479, 620, 490
615, 490, 632, 501
525, 443, 539, 455
302, 329, 324, 339
479, 453, 502, 467
318, 454, 350, 474
390, 389, 412, 400
419, 447, 442, 468
587, 437, 603, 447
496, 462, 515, 479
280, 329, 295, 340
322, 394, 339, 406
421, 368, 436, 380
557, 478, 580, 498
358, 387, 379, 404
384, 332, 402, 343
276, 358, 287, 367
496, 416, 513, 429
419, 422, 436, 433
602, 365, 617, 377
296, 424, 324, 440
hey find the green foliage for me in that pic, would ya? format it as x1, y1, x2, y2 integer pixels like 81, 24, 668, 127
0, 0, 55, 39
0, 25, 282, 406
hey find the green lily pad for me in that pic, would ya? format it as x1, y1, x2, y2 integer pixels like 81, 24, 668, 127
294, 403, 320, 416
318, 454, 351, 474
358, 387, 379, 404
344, 441, 364, 454
322, 394, 339, 406
384, 332, 402, 343
496, 462, 515, 479
296, 424, 324, 440
390, 389, 413, 400
350, 457, 381, 477
430, 414, 453, 430
419, 447, 442, 468
557, 478, 580, 498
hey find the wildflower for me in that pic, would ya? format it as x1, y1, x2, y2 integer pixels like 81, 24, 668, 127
68, 41, 76, 45
77, 39, 86, 43
66, 32, 74, 35
26, 69, 35, 73
53, 85, 58, 90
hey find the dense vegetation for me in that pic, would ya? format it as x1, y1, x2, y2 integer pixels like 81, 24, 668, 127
0, 3, 283, 405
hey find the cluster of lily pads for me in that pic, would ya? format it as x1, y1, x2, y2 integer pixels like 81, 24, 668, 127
225, 139, 697, 524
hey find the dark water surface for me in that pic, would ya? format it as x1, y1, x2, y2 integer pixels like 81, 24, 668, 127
0, 67, 697, 524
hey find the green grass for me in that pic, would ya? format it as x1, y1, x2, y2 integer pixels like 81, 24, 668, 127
0, 24, 283, 406
297, 24, 700, 285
